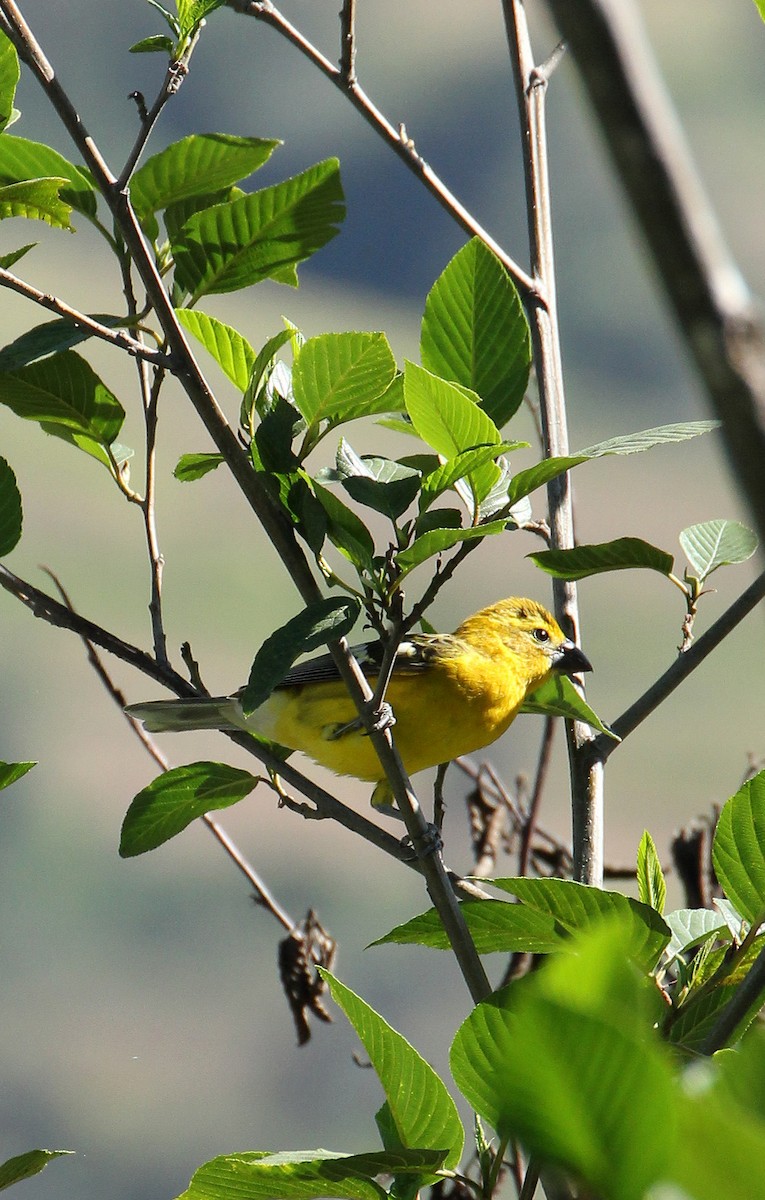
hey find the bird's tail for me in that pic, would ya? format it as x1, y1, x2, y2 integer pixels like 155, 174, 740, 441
125, 697, 241, 734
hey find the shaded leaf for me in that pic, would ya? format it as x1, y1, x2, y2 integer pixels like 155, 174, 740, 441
0, 177, 72, 229
180, 1149, 402, 1200
129, 34, 175, 53
664, 908, 730, 963
420, 238, 531, 428
241, 597, 361, 714
0, 1149, 73, 1191
0, 350, 125, 445
0, 314, 127, 371
394, 520, 505, 580
529, 537, 674, 581
313, 482, 375, 572
120, 762, 259, 856
0, 242, 35, 269
372, 900, 562, 955
0, 456, 22, 556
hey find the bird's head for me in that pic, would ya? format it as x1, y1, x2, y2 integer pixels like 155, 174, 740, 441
457, 597, 592, 683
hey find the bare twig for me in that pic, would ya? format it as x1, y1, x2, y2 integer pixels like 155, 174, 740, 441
228, 0, 536, 299
0, 267, 172, 366
501, 0, 601, 886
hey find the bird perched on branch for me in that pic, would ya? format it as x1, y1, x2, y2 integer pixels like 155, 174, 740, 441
126, 597, 591, 806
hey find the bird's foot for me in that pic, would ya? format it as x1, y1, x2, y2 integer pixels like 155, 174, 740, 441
400, 822, 443, 860
326, 700, 396, 742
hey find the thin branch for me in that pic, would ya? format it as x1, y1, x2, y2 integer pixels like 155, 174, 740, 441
338, 0, 357, 87
0, 267, 172, 366
501, 0, 602, 886
228, 0, 536, 299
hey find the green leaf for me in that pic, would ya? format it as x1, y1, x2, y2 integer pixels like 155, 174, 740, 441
176, 0, 225, 34
322, 972, 464, 1171
0, 314, 128, 371
419, 442, 526, 513
0, 456, 22, 556
0, 759, 35, 790
669, 1086, 765, 1200
420, 238, 531, 428
0, 350, 125, 445
172, 159, 344, 300
175, 308, 256, 391
129, 34, 175, 53
490, 877, 670, 972
179, 1149, 421, 1200
712, 769, 765, 924
120, 762, 259, 856
131, 133, 278, 217
506, 420, 720, 506
450, 926, 675, 1200
241, 597, 361, 715
529, 537, 674, 581
0, 30, 20, 135
679, 519, 758, 581
0, 135, 96, 216
372, 900, 562, 955
313, 482, 375, 572
0, 242, 35, 269
0, 1149, 73, 1191
334, 446, 421, 521
173, 452, 225, 481
293, 332, 397, 429
394, 520, 505, 580
519, 674, 617, 740
754, 0, 765, 20
0, 177, 73, 229
636, 830, 666, 914
404, 361, 502, 506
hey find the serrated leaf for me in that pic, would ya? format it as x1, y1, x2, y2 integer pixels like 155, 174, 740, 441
322, 972, 464, 1171
131, 133, 278, 217
172, 159, 344, 301
420, 442, 525, 513
173, 452, 225, 481
394, 520, 505, 580
636, 830, 666, 914
292, 332, 396, 430
529, 537, 674, 581
120, 762, 259, 856
404, 361, 502, 506
0, 759, 35, 790
490, 877, 670, 972
519, 674, 617, 740
338, 453, 421, 521
0, 177, 73, 229
241, 597, 361, 714
0, 350, 125, 445
421, 238, 531, 428
0, 30, 20, 135
712, 769, 765, 924
0, 456, 22, 556
175, 308, 255, 390
450, 926, 674, 1200
0, 135, 96, 216
0, 1149, 73, 1191
0, 314, 128, 372
679, 519, 758, 581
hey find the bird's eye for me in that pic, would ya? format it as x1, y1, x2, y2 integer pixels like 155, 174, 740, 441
532, 627, 550, 643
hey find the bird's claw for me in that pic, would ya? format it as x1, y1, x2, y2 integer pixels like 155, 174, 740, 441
400, 822, 443, 860
326, 701, 396, 742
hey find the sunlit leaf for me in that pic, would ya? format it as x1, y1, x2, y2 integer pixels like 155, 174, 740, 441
713, 769, 765, 924
131, 133, 278, 216
175, 308, 256, 390
120, 762, 259, 856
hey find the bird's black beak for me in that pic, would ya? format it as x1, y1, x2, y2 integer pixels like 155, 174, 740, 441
554, 640, 593, 676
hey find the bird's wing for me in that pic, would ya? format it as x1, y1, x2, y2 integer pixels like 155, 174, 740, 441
275, 632, 459, 690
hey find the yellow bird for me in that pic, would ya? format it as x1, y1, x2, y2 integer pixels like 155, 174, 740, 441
126, 598, 591, 802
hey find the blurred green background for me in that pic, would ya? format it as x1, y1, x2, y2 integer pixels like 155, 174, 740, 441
1, 2, 763, 1198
